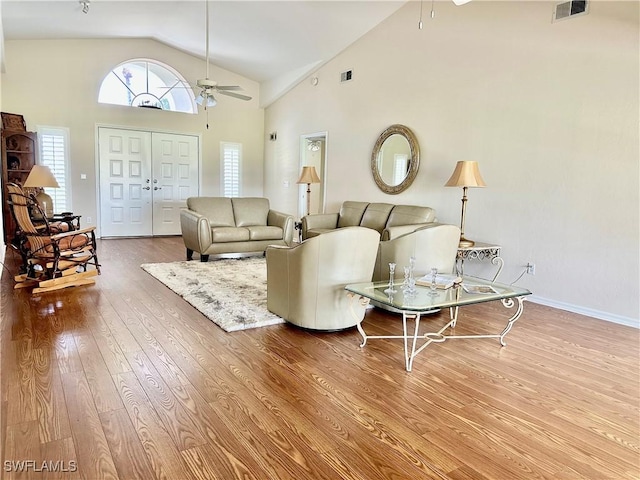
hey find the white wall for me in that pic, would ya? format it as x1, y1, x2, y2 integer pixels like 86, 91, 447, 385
1, 38, 265, 234
264, 1, 639, 325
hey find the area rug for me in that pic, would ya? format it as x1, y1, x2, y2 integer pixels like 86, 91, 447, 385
140, 256, 284, 332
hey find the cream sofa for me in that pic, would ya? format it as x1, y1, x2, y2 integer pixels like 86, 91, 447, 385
301, 201, 436, 241
266, 227, 381, 330
180, 197, 294, 261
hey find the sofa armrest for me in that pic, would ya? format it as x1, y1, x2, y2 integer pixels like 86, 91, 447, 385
180, 209, 212, 253
268, 210, 295, 246
301, 213, 339, 237
381, 222, 436, 241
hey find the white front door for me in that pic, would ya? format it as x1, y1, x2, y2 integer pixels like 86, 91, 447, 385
151, 132, 199, 235
99, 128, 153, 237
99, 128, 199, 237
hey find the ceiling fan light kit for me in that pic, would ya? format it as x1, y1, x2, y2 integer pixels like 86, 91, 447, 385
196, 95, 217, 108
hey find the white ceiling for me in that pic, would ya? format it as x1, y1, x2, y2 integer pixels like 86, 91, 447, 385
1, 0, 408, 103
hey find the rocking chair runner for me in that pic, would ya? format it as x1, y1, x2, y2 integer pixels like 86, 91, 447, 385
7, 183, 101, 294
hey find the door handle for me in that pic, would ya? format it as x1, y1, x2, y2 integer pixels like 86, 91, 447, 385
154, 186, 162, 190
143, 186, 151, 190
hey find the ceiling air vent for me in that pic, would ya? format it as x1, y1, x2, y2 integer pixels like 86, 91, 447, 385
553, 0, 588, 22
340, 70, 353, 83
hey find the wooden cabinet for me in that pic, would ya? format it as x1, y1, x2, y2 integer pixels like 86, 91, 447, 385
1, 130, 37, 244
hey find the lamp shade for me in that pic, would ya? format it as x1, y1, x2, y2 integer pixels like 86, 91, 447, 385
444, 161, 486, 188
23, 165, 60, 188
296, 166, 321, 184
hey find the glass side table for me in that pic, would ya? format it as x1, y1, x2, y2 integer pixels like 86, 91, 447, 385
456, 242, 503, 281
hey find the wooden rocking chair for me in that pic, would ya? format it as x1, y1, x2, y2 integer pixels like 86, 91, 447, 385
7, 183, 101, 294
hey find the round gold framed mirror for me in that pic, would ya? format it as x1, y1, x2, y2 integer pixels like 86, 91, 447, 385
371, 124, 420, 194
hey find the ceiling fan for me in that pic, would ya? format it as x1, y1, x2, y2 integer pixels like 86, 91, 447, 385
195, 0, 252, 127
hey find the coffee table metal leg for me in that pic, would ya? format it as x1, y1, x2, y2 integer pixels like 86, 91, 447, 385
491, 256, 505, 282
347, 292, 371, 347
498, 296, 525, 346
403, 312, 422, 371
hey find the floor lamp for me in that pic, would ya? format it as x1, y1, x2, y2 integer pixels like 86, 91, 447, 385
445, 160, 486, 248
23, 165, 60, 219
297, 166, 321, 216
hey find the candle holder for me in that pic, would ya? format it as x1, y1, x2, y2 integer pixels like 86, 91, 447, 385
384, 263, 397, 294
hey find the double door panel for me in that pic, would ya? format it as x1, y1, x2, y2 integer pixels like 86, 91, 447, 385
99, 128, 198, 237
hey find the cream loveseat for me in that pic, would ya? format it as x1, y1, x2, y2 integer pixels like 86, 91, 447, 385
180, 197, 294, 262
301, 201, 436, 241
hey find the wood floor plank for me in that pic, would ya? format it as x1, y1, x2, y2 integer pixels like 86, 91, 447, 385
4, 420, 41, 480
60, 370, 119, 479
33, 350, 71, 443
86, 314, 132, 376
173, 384, 272, 480
124, 349, 208, 451
114, 371, 193, 480
89, 291, 144, 354
39, 437, 80, 480
73, 333, 124, 413
5, 336, 38, 426
99, 408, 157, 480
1, 237, 638, 480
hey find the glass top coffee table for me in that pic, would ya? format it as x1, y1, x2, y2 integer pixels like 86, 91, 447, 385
345, 276, 531, 371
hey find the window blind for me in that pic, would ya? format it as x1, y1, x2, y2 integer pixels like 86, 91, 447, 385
221, 142, 242, 197
39, 127, 69, 212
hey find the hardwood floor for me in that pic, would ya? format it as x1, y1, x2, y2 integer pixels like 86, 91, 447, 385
1, 236, 638, 480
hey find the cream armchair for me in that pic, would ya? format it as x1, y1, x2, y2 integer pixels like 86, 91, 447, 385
372, 223, 461, 282
266, 227, 381, 331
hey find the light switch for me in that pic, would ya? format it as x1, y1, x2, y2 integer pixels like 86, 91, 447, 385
80, 174, 87, 180
283, 180, 290, 187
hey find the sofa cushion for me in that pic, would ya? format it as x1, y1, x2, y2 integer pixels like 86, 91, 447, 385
187, 197, 235, 227
386, 205, 436, 227
211, 226, 250, 243
337, 201, 369, 228
360, 203, 394, 233
232, 198, 270, 227
247, 226, 283, 241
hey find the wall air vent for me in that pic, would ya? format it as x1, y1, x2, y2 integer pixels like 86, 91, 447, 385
553, 0, 588, 22
340, 70, 353, 83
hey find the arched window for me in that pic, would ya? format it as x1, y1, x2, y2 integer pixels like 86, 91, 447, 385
98, 59, 196, 114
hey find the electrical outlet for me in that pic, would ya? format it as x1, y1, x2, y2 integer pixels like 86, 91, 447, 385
86, 216, 92, 224
526, 262, 536, 275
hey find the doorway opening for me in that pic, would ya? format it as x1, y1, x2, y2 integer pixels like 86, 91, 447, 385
298, 132, 327, 219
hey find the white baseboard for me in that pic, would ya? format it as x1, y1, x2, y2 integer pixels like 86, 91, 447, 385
529, 295, 639, 329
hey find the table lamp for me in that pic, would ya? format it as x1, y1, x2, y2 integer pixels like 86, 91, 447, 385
23, 165, 60, 219
296, 166, 321, 216
444, 160, 486, 248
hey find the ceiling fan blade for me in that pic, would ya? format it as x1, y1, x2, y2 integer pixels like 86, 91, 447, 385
215, 86, 241, 91
218, 91, 252, 101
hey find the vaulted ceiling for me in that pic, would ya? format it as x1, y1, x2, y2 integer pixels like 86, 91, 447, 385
1, 1, 409, 105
